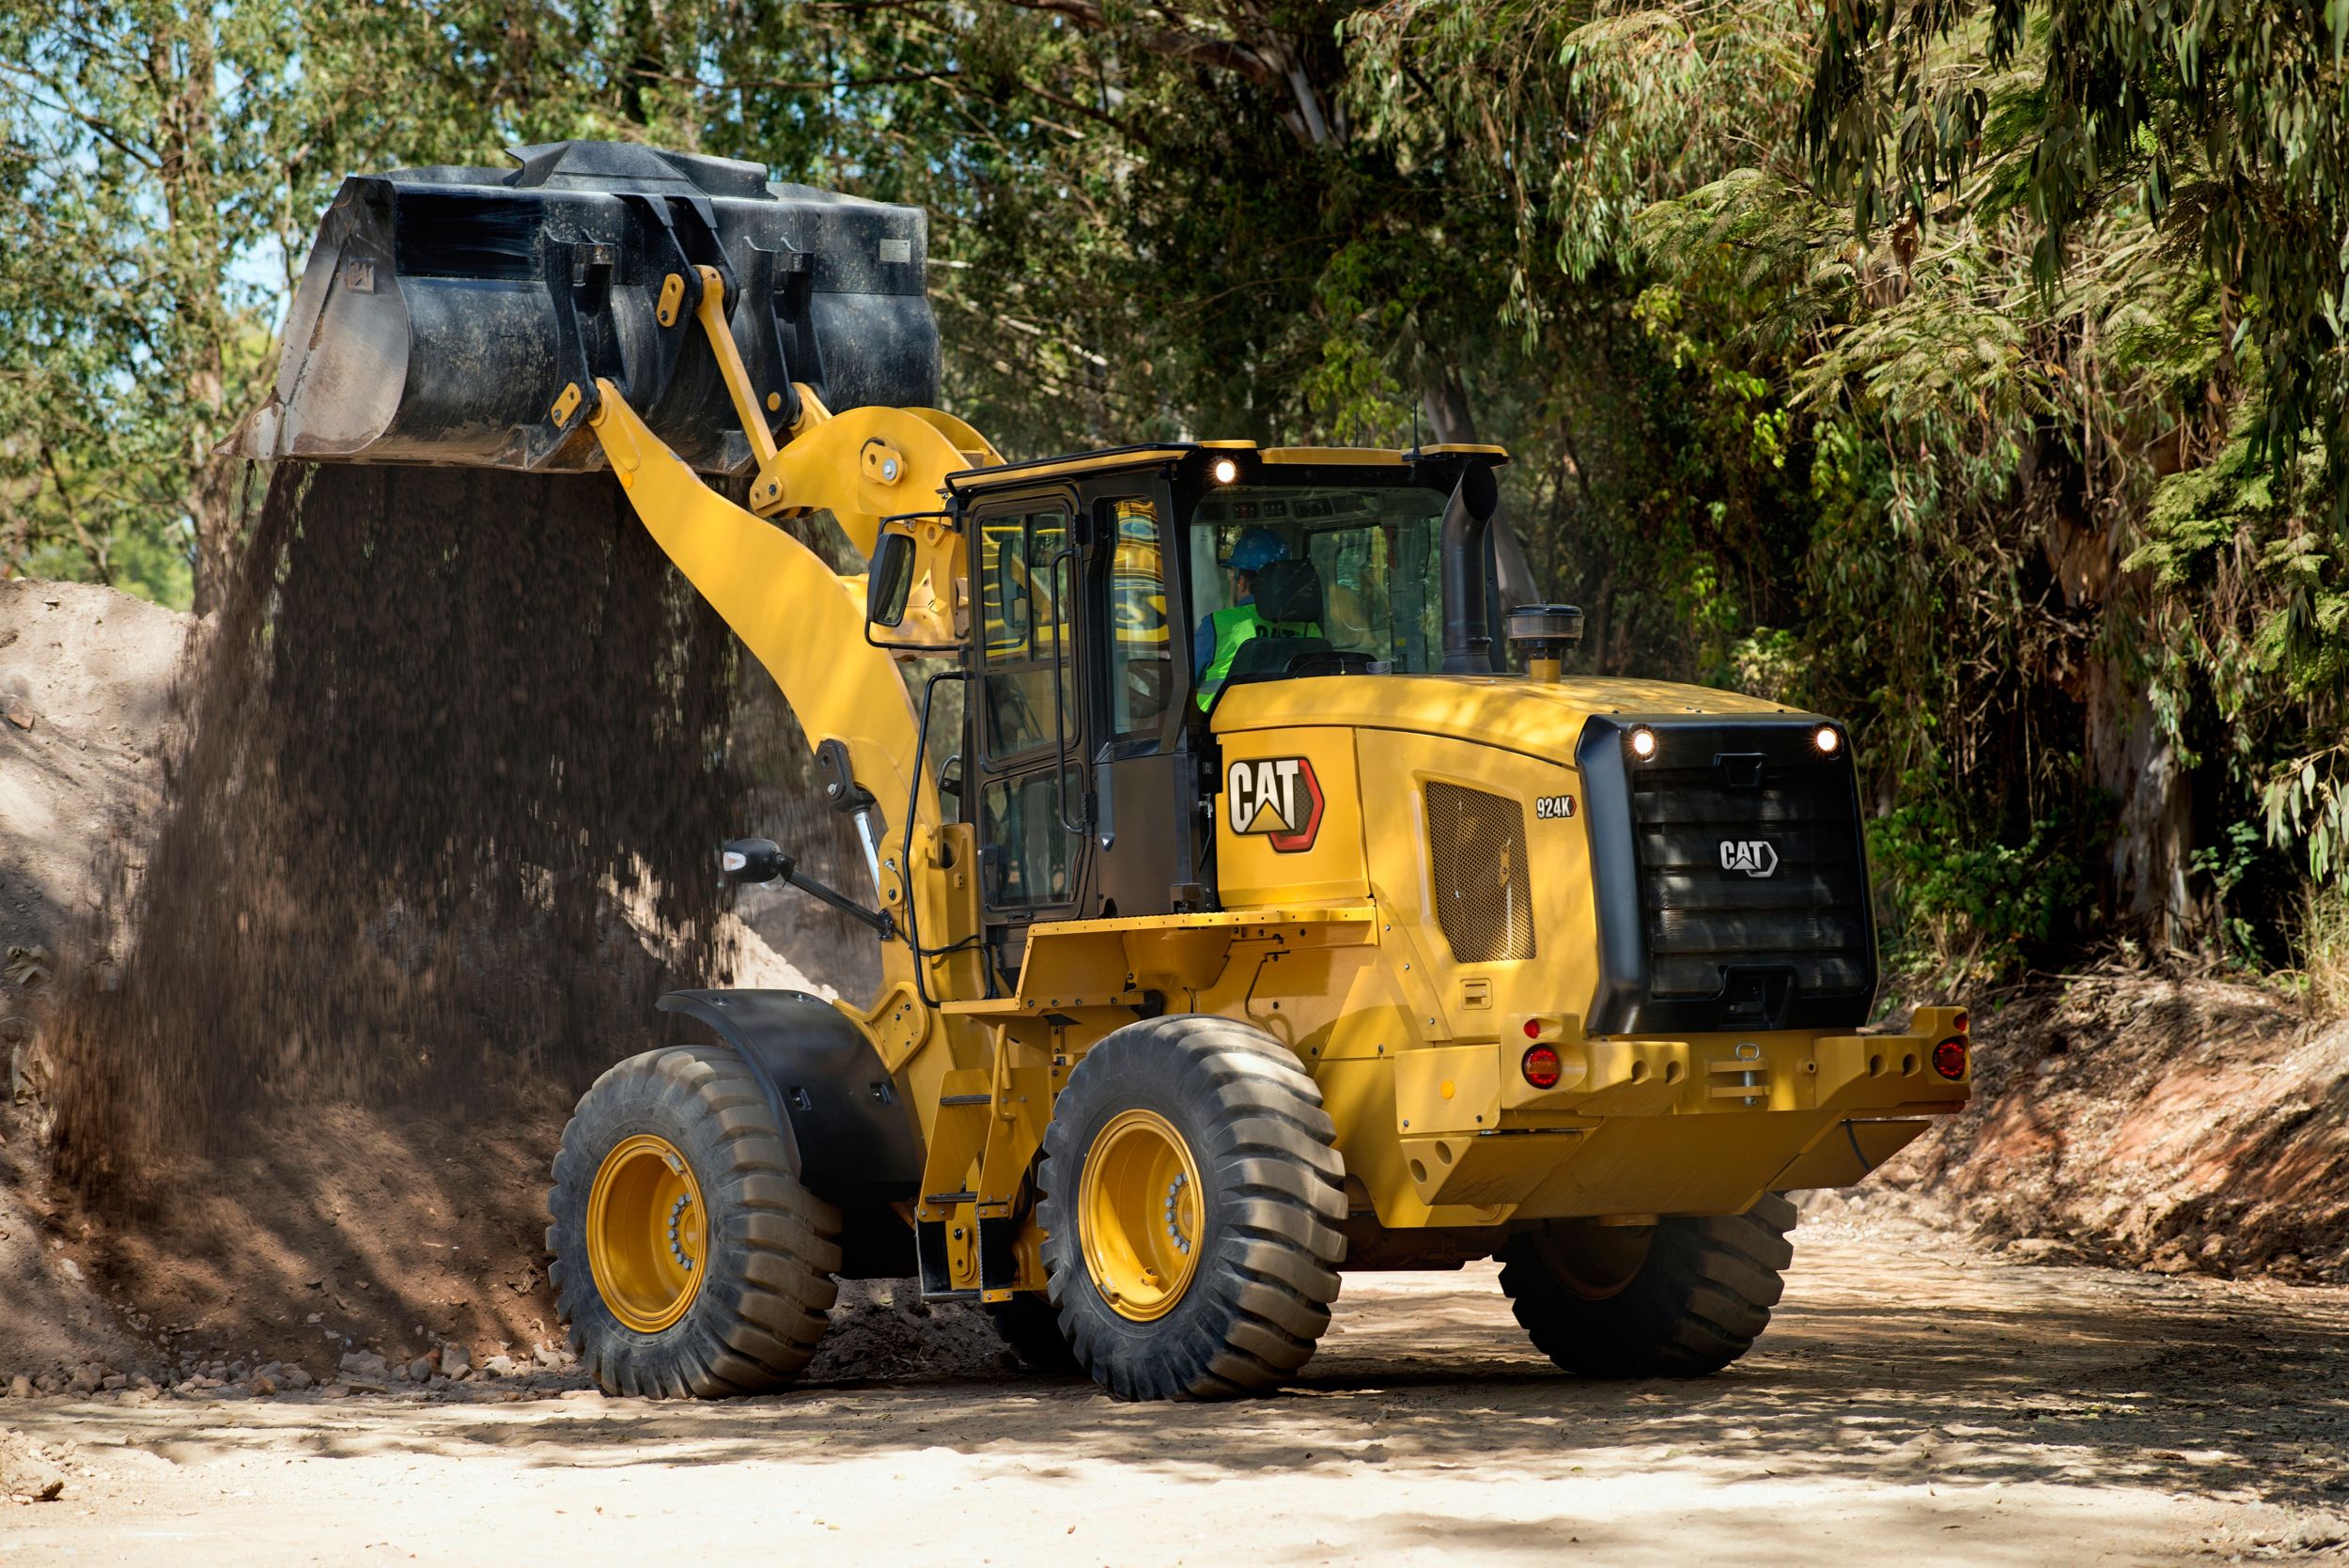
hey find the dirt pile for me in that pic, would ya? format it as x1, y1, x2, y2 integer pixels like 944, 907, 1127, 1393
1872, 972, 2349, 1281
0, 579, 187, 970
6, 464, 832, 1374
0, 579, 186, 1383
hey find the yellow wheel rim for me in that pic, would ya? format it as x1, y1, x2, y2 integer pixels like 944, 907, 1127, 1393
1079, 1109, 1205, 1322
586, 1134, 708, 1333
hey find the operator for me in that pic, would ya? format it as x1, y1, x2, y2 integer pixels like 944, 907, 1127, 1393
1193, 525, 1315, 707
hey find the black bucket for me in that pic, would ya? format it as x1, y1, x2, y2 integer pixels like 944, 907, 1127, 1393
231, 141, 941, 474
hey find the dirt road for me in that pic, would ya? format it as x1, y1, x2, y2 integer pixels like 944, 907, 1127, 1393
6, 1219, 2347, 1564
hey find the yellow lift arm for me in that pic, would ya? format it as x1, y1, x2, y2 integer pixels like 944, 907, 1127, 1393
582, 266, 996, 1016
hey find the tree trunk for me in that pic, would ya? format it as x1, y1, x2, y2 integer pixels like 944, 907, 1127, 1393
153, 18, 240, 614
2036, 446, 2193, 949
1419, 365, 1537, 608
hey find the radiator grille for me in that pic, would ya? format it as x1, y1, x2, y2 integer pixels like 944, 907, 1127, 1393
1426, 783, 1537, 963
1629, 763, 1871, 1001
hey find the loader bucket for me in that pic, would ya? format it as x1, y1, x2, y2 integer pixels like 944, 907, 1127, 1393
231, 140, 941, 474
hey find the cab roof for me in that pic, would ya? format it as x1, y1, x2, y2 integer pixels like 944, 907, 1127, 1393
942, 440, 1508, 496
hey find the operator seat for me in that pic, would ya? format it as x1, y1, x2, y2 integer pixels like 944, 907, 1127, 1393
1224, 559, 1335, 683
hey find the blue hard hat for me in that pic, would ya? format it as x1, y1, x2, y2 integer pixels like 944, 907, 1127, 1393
1222, 526, 1285, 575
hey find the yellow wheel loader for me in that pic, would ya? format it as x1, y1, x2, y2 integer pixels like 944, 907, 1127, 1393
239, 142, 1972, 1401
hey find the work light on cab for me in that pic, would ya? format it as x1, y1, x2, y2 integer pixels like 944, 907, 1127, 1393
1932, 1037, 1968, 1079
1628, 726, 1657, 760
1814, 724, 1842, 755
1521, 1045, 1563, 1090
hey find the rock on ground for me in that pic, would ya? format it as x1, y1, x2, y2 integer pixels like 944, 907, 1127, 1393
0, 1429, 72, 1501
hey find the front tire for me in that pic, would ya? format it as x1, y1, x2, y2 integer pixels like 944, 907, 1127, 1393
1497, 1193, 1797, 1377
549, 1045, 843, 1398
1037, 1016, 1346, 1401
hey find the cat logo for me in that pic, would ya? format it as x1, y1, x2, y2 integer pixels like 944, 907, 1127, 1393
1226, 756, 1325, 852
1719, 839, 1779, 877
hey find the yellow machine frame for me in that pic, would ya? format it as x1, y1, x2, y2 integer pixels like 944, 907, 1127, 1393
583, 276, 1969, 1303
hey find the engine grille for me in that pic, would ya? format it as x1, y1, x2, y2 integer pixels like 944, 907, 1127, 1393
1575, 716, 1878, 1033
1426, 783, 1537, 963
1630, 762, 1871, 1003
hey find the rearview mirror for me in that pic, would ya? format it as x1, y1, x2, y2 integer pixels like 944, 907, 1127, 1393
720, 837, 794, 885
866, 529, 916, 629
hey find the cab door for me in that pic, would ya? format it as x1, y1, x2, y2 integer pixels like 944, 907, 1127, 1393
969, 500, 1089, 981
1086, 489, 1197, 916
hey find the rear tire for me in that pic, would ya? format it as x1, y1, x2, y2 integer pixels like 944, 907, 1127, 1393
1038, 1016, 1346, 1401
549, 1045, 843, 1398
1498, 1192, 1797, 1377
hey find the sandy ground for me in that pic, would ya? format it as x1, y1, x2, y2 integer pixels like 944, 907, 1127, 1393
6, 1221, 2347, 1564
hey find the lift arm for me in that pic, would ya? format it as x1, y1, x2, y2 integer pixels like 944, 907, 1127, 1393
583, 268, 996, 1004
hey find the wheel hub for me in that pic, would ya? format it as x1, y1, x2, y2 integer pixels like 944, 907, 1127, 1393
1079, 1109, 1204, 1322
586, 1134, 707, 1333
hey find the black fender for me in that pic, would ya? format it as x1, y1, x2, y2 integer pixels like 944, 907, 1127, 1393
656, 989, 924, 1205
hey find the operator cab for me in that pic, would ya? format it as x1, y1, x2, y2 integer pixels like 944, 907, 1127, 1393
868, 442, 1510, 984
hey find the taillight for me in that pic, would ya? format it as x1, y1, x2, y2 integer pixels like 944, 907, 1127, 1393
1932, 1036, 1968, 1080
1521, 1045, 1562, 1090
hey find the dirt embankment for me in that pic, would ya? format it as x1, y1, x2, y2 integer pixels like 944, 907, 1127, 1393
1872, 973, 2349, 1281
0, 579, 185, 1382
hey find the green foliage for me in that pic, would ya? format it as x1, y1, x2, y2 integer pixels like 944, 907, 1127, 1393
1803, 0, 2349, 506
5, 0, 2345, 988
1871, 792, 2100, 979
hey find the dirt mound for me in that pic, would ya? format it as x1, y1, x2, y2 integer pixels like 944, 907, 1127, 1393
806, 1282, 1014, 1384
0, 578, 188, 1383
0, 578, 188, 972
1873, 972, 2349, 1281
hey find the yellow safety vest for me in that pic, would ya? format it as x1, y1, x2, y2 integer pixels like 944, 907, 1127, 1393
1196, 604, 1319, 708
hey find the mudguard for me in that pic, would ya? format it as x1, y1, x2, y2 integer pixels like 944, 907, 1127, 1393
656, 988, 923, 1204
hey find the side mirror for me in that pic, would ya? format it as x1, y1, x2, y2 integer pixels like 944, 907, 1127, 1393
720, 837, 795, 885
866, 528, 916, 629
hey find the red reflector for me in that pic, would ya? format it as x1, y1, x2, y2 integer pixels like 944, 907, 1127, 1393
1523, 1018, 1542, 1040
1956, 1011, 1969, 1033
1522, 1045, 1563, 1090
1932, 1037, 1968, 1080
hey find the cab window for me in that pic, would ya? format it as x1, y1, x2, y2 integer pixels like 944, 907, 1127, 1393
1105, 497, 1172, 740
979, 509, 1071, 758
1188, 485, 1447, 677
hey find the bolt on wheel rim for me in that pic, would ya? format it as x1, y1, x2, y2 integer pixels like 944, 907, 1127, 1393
1080, 1109, 1204, 1322
586, 1134, 707, 1333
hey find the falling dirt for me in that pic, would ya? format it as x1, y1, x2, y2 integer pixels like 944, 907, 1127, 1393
1, 469, 972, 1383
51, 463, 743, 1187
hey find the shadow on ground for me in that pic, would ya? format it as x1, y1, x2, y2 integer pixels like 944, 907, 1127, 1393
45, 1242, 2349, 1518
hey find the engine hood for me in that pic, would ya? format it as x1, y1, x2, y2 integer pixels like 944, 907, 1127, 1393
1208, 673, 1810, 763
